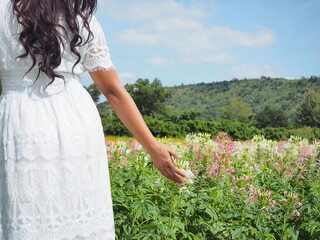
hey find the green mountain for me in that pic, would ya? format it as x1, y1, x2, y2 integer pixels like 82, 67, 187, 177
165, 76, 320, 121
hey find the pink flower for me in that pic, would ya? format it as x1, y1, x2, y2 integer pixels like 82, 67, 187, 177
270, 200, 278, 208
244, 175, 251, 182
232, 177, 237, 186
297, 174, 304, 179
273, 163, 281, 171
226, 166, 235, 174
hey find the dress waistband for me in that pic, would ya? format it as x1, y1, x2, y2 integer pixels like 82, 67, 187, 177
0, 72, 82, 98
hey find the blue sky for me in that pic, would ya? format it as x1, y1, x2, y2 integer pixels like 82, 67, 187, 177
81, 0, 320, 88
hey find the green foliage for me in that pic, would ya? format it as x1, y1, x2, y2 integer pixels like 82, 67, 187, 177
166, 76, 320, 125
94, 77, 320, 136
97, 78, 320, 141
218, 97, 253, 122
254, 105, 289, 128
260, 127, 289, 141
102, 115, 132, 137
101, 114, 320, 142
179, 111, 202, 121
294, 89, 320, 128
95, 77, 320, 141
217, 119, 260, 140
125, 78, 172, 116
84, 83, 102, 104
287, 127, 320, 141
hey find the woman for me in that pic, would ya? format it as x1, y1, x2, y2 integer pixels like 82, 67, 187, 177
0, 0, 188, 239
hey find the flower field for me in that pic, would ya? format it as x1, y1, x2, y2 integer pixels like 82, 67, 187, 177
106, 133, 320, 240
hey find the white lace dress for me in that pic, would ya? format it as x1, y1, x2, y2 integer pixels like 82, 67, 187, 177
0, 1, 115, 240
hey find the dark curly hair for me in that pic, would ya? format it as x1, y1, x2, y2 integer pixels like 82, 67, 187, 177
11, 0, 97, 89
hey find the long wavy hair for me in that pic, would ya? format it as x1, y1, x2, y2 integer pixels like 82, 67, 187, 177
11, 0, 97, 89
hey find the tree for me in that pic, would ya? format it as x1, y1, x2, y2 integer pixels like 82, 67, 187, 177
253, 105, 288, 128
84, 83, 102, 104
295, 89, 320, 127
125, 78, 172, 116
218, 97, 253, 122
179, 111, 201, 121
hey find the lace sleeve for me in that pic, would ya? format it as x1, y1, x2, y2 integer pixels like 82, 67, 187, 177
82, 16, 115, 72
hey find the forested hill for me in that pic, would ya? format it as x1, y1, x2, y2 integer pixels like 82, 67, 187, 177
165, 76, 320, 120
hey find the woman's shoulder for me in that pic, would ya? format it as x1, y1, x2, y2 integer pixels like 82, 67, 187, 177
78, 15, 99, 31
78, 15, 105, 42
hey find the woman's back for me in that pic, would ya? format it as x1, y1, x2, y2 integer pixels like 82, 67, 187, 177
0, 1, 116, 239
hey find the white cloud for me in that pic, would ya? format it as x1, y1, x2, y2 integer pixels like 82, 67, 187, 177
224, 64, 278, 79
118, 72, 137, 85
118, 29, 158, 46
102, 0, 275, 65
147, 57, 175, 67
182, 52, 238, 64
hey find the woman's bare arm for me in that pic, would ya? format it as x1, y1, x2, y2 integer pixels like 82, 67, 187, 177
89, 69, 188, 185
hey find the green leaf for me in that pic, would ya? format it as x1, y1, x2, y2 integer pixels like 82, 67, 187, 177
205, 207, 218, 221
132, 232, 146, 239
232, 227, 243, 239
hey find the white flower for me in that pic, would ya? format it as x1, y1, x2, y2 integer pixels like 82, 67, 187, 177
280, 199, 287, 204
179, 186, 190, 193
292, 210, 301, 217
181, 169, 196, 184
125, 149, 131, 155
154, 177, 161, 184
260, 207, 268, 212
134, 144, 142, 151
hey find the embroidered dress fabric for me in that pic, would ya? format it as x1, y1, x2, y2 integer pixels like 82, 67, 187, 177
0, 1, 115, 239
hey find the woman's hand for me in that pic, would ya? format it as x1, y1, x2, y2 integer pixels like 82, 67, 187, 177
148, 142, 189, 185
89, 70, 188, 185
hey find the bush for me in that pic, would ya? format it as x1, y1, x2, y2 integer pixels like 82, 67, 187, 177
101, 115, 319, 142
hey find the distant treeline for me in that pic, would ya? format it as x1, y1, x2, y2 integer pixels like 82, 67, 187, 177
101, 115, 320, 141
93, 76, 320, 141
166, 75, 320, 124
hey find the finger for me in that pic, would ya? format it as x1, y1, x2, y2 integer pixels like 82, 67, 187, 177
165, 168, 185, 185
168, 148, 183, 159
168, 153, 180, 168
174, 166, 189, 179
158, 168, 173, 182
159, 167, 185, 185
166, 160, 189, 179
